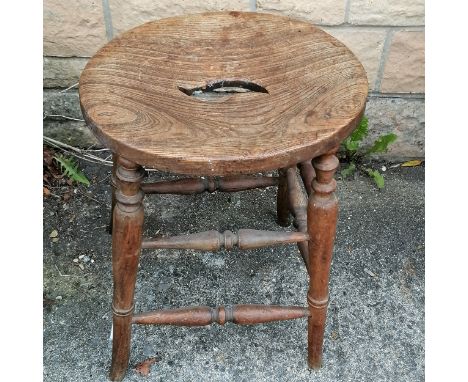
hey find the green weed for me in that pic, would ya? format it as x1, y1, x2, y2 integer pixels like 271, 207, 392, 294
54, 156, 90, 186
340, 116, 397, 189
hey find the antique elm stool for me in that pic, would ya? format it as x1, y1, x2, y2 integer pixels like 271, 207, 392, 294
79, 11, 368, 381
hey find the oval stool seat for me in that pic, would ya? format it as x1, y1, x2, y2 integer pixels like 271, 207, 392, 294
79, 11, 368, 175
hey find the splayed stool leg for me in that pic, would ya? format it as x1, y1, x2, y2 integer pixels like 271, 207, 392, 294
109, 157, 145, 381
306, 151, 339, 368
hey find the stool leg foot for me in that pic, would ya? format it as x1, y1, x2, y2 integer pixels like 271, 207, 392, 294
109, 158, 144, 381
276, 168, 290, 227
110, 316, 133, 381
306, 151, 339, 369
108, 154, 118, 235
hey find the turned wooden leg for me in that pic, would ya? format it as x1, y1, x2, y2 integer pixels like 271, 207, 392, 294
108, 154, 118, 234
277, 168, 290, 227
307, 150, 339, 368
109, 157, 145, 381
298, 160, 316, 196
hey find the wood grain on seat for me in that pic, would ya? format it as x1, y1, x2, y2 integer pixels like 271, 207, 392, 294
79, 11, 368, 175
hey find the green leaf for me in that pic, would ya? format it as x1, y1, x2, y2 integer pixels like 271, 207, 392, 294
366, 169, 385, 189
343, 137, 360, 152
367, 133, 397, 154
350, 116, 369, 142
54, 156, 90, 186
341, 162, 356, 178
342, 116, 368, 154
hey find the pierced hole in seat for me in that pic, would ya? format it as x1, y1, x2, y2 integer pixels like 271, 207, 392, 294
178, 80, 268, 97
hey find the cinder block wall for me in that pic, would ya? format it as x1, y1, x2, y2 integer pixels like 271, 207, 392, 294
43, 0, 425, 159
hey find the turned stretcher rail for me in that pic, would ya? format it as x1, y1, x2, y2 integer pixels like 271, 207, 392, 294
141, 229, 309, 251
141, 175, 278, 194
132, 304, 310, 326
286, 168, 309, 269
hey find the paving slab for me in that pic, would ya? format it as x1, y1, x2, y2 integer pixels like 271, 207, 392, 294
43, 160, 424, 382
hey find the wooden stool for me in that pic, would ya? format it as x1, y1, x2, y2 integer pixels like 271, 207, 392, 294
79, 11, 367, 381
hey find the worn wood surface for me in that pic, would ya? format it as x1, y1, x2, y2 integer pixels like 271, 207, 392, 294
79, 11, 368, 175
276, 168, 290, 227
286, 167, 309, 269
110, 157, 145, 381
298, 161, 315, 196
132, 305, 310, 326
108, 153, 118, 234
286, 168, 308, 233
141, 175, 278, 194
141, 229, 308, 251
306, 151, 339, 369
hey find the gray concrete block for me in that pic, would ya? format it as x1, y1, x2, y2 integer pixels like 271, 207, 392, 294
43, 121, 101, 148
43, 89, 82, 120
364, 97, 425, 160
